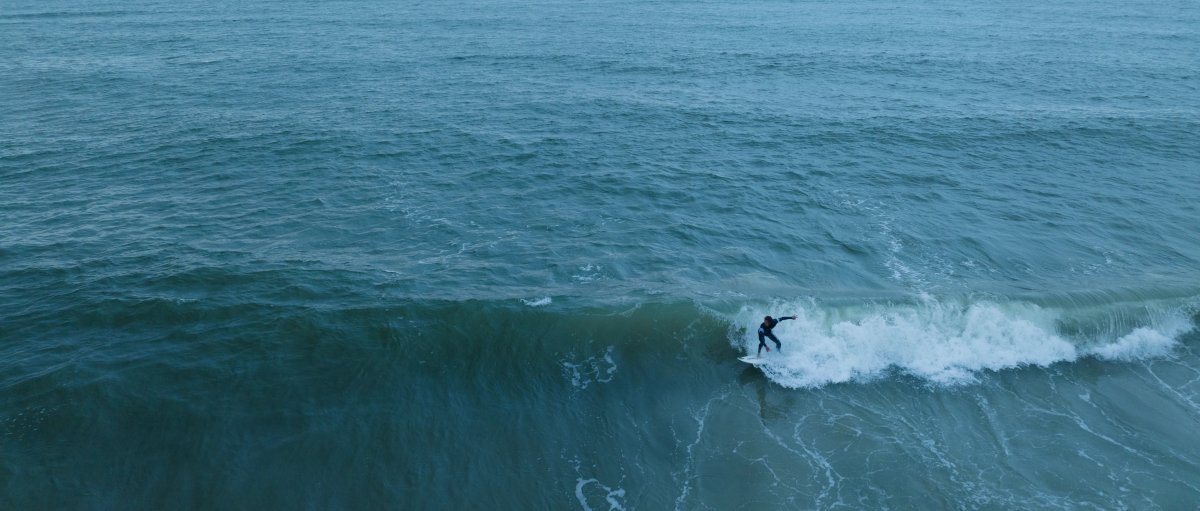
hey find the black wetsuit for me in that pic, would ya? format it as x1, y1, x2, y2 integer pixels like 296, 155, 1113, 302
757, 316, 793, 355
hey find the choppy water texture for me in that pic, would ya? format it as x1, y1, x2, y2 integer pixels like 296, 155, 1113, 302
3, 0, 1200, 508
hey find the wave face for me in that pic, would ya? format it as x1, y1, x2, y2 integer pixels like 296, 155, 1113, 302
2, 289, 1197, 509
4, 0, 1200, 507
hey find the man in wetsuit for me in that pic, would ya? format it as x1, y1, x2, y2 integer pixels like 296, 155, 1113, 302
757, 314, 797, 356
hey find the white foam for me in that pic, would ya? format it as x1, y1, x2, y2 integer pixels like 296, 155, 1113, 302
522, 296, 552, 307
574, 478, 627, 511
573, 264, 603, 283
732, 298, 1190, 388
568, 456, 627, 511
561, 346, 618, 390
1088, 322, 1185, 361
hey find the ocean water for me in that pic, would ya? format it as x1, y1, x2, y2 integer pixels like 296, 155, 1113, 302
3, 0, 1199, 508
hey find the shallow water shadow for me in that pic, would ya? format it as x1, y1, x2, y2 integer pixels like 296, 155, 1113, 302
738, 365, 785, 422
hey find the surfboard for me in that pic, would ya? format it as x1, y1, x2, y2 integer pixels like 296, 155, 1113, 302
738, 355, 769, 365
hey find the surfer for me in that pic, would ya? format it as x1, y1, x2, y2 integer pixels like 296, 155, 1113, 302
757, 315, 797, 356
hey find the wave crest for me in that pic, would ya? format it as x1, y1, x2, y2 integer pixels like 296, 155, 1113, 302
731, 296, 1196, 388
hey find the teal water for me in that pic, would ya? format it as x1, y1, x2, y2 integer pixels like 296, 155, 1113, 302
3, 0, 1199, 508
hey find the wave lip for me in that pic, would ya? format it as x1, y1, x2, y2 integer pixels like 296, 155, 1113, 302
1088, 325, 1181, 362
734, 296, 1196, 388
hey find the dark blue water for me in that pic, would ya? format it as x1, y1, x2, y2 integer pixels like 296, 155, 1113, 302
3, 0, 1199, 508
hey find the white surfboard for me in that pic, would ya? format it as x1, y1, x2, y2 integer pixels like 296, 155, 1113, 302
738, 355, 769, 365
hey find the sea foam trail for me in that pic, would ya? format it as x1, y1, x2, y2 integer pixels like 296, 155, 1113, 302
731, 297, 1196, 388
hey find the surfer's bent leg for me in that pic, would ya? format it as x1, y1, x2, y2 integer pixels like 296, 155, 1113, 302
767, 332, 782, 351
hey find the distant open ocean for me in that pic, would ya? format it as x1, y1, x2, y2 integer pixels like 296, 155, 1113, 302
3, 0, 1199, 508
